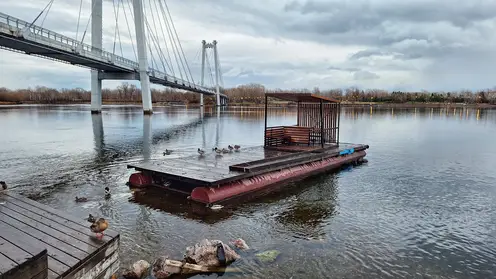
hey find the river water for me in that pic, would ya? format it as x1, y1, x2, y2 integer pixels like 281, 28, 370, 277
0, 105, 495, 279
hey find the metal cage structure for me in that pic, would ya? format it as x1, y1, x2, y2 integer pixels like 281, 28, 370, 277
264, 93, 341, 149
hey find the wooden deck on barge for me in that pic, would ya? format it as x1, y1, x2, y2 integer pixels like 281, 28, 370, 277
127, 143, 368, 187
0, 192, 120, 279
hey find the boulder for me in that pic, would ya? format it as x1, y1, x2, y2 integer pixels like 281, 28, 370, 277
184, 239, 240, 267
152, 256, 181, 279
122, 260, 150, 279
230, 238, 250, 250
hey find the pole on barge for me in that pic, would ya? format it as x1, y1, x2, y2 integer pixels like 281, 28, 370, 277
320, 99, 324, 148
264, 94, 268, 147
337, 102, 341, 145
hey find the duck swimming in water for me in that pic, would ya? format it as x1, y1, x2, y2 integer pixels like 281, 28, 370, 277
163, 149, 173, 155
104, 187, 111, 199
87, 214, 96, 223
198, 148, 205, 156
0, 181, 7, 191
75, 196, 88, 202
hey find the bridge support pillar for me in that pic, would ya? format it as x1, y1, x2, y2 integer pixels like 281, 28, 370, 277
213, 40, 221, 107
90, 71, 102, 113
133, 0, 153, 114
90, 0, 103, 114
200, 40, 206, 107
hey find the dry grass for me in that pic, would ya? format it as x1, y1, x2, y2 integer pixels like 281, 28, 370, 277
1, 83, 495, 105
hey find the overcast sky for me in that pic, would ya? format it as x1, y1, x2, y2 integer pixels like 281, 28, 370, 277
1, 0, 496, 92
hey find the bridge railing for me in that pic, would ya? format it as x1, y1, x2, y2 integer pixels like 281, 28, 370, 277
0, 12, 224, 97
148, 69, 216, 94
0, 12, 139, 70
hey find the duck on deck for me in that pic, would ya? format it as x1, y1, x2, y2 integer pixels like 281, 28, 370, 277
127, 92, 369, 205
0, 192, 119, 279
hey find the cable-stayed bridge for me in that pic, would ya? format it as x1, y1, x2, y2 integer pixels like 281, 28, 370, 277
0, 0, 228, 114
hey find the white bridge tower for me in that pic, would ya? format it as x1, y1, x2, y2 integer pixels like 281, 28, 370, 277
90, 0, 153, 114
200, 40, 222, 107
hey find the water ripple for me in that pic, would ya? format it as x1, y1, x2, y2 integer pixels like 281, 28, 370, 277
0, 106, 495, 278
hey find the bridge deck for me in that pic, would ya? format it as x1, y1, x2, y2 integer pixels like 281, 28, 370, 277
0, 192, 119, 279
127, 143, 367, 187
0, 12, 227, 98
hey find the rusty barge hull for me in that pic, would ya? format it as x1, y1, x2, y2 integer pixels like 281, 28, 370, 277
127, 143, 369, 205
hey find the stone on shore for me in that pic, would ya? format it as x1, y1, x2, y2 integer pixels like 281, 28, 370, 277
152, 256, 181, 279
122, 259, 150, 279
184, 239, 240, 267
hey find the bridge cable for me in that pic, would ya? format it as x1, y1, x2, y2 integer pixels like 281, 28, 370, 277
143, 0, 159, 71
143, 20, 156, 70
193, 48, 200, 64
209, 49, 218, 89
158, 1, 185, 82
161, 0, 195, 84
122, 0, 138, 61
205, 50, 215, 89
75, 0, 83, 42
192, 48, 201, 78
144, 14, 167, 74
191, 47, 202, 85
151, 0, 176, 76
29, 0, 55, 29
111, 0, 124, 57
158, 0, 187, 83
40, 0, 55, 29
216, 50, 225, 89
145, 1, 172, 74
79, 0, 99, 46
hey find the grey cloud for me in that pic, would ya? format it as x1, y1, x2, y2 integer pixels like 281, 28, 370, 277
327, 66, 359, 72
353, 70, 379, 80
175, 0, 496, 61
283, 0, 496, 28
2, 0, 496, 91
350, 50, 391, 60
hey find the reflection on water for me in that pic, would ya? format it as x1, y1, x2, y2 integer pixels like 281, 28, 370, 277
143, 115, 152, 161
344, 106, 493, 123
0, 104, 496, 279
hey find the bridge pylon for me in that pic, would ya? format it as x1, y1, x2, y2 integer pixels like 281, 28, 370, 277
201, 40, 227, 107
90, 0, 153, 114
90, 0, 103, 114
132, 0, 153, 114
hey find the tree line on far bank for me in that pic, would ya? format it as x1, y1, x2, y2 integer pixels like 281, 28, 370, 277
1, 82, 495, 105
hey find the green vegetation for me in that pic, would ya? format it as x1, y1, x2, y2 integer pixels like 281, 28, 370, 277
1, 83, 495, 105
255, 250, 281, 263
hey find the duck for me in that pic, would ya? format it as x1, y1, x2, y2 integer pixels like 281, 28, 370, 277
228, 145, 234, 151
87, 214, 96, 223
197, 148, 205, 156
75, 196, 88, 202
163, 149, 173, 155
234, 145, 241, 151
210, 204, 223, 210
214, 147, 222, 155
90, 217, 109, 239
221, 148, 230, 154
0, 181, 7, 191
104, 187, 111, 199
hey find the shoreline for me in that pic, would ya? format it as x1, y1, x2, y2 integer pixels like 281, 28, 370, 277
0, 101, 495, 109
